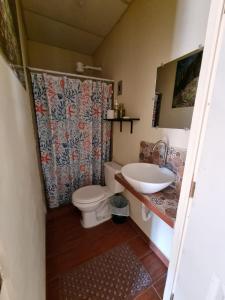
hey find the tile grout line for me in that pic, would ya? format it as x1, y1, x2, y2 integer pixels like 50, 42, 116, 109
47, 222, 139, 258
46, 206, 167, 299
153, 285, 163, 300
138, 249, 153, 260
153, 272, 167, 286
152, 273, 167, 300
133, 286, 151, 300
47, 233, 142, 282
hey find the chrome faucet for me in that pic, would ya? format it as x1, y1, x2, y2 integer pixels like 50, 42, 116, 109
152, 140, 168, 166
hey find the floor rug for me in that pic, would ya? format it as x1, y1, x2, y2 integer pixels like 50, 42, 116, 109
59, 244, 152, 300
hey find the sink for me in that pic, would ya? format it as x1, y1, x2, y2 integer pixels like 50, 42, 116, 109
121, 163, 176, 194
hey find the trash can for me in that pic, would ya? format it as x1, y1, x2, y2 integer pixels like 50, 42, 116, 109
110, 194, 129, 224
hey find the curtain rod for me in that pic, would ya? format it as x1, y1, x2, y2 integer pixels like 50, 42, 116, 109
27, 67, 114, 83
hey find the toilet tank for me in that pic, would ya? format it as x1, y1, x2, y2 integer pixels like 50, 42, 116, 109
104, 161, 124, 193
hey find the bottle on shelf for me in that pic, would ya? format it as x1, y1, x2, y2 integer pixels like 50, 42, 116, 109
114, 99, 119, 119
118, 103, 125, 118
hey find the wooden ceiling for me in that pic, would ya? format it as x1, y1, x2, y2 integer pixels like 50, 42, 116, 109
21, 0, 133, 55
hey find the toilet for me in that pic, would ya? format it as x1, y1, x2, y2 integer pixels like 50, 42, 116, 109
72, 161, 124, 228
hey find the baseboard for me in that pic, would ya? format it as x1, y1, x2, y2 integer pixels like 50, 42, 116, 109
128, 217, 169, 268
149, 239, 169, 267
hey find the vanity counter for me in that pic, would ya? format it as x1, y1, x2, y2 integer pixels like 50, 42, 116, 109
115, 173, 179, 228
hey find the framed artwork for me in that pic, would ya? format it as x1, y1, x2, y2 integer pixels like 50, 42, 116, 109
0, 0, 25, 87
172, 50, 203, 108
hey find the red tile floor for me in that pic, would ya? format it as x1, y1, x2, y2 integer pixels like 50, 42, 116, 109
47, 204, 167, 300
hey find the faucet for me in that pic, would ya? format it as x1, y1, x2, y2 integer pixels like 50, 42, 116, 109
152, 140, 168, 167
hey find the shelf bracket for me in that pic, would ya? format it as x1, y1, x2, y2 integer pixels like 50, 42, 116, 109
130, 120, 133, 134
120, 120, 122, 132
104, 118, 140, 134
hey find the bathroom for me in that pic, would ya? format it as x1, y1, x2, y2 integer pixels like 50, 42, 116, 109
2, 0, 225, 299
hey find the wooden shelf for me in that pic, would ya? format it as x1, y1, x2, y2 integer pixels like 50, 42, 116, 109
104, 118, 140, 134
115, 173, 178, 228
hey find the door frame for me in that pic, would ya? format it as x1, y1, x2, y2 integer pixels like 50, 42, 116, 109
164, 0, 225, 298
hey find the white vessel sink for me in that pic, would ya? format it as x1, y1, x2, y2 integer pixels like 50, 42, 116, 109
121, 163, 176, 194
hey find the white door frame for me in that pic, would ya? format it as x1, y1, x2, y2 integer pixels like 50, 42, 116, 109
164, 0, 225, 299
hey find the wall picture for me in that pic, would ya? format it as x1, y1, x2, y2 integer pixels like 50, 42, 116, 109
0, 0, 25, 87
172, 50, 203, 108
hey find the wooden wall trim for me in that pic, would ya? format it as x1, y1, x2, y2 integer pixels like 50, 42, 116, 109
115, 173, 174, 228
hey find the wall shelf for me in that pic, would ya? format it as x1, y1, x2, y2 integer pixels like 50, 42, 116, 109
104, 118, 140, 134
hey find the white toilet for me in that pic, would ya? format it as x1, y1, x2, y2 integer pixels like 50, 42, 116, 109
72, 161, 124, 228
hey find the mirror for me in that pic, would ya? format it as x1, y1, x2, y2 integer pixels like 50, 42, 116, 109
152, 49, 203, 129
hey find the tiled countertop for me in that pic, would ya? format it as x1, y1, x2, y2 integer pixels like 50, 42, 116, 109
115, 173, 179, 228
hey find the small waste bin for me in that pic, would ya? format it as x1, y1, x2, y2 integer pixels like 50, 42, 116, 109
110, 194, 129, 224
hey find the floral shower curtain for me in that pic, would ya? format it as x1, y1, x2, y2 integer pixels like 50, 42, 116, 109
31, 73, 112, 208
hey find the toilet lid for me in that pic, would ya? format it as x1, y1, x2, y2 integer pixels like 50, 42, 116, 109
72, 185, 105, 204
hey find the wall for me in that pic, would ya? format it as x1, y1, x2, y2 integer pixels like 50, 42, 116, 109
28, 40, 93, 73
0, 1, 46, 299
94, 0, 211, 259
156, 60, 193, 129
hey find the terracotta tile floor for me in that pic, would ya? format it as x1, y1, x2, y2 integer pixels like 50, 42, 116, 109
47, 204, 167, 300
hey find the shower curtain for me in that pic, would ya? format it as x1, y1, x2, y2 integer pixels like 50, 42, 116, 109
31, 73, 112, 208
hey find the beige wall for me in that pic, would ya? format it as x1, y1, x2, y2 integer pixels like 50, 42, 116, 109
0, 1, 45, 300
156, 60, 193, 129
28, 40, 93, 73
94, 0, 211, 258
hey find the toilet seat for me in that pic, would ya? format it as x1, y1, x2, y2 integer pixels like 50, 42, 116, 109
72, 161, 124, 228
72, 185, 105, 205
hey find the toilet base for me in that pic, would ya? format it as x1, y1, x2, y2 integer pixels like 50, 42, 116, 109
81, 213, 111, 228
80, 199, 111, 228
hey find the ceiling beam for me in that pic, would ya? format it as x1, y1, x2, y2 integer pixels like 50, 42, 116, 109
23, 8, 104, 39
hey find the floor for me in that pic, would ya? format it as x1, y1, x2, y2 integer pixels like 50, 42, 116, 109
47, 204, 167, 300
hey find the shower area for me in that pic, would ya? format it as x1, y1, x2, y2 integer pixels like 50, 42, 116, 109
30, 69, 113, 208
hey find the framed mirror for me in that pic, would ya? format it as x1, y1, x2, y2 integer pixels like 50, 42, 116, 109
152, 49, 203, 129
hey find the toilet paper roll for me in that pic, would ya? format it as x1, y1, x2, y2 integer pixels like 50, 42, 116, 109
107, 110, 115, 119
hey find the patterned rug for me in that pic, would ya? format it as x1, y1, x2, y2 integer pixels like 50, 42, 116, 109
59, 244, 152, 300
